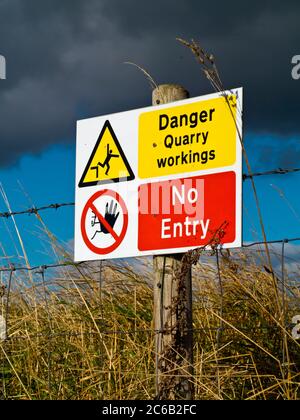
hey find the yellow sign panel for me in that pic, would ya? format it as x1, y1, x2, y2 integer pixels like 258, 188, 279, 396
138, 94, 237, 178
79, 120, 135, 187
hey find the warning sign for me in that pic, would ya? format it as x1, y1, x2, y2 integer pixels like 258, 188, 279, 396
79, 120, 135, 187
81, 189, 128, 254
75, 88, 242, 261
138, 94, 238, 178
138, 172, 237, 251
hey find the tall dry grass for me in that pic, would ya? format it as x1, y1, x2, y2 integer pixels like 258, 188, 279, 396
1, 248, 299, 400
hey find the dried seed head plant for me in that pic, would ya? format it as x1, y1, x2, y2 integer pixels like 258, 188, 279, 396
176, 37, 281, 310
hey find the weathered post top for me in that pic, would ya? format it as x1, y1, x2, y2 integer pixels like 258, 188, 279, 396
152, 84, 189, 105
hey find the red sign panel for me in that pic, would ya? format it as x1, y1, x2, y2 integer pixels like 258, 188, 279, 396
138, 171, 236, 251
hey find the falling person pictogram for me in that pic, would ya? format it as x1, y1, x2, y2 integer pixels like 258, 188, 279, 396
91, 143, 119, 177
90, 200, 120, 240
78, 121, 135, 188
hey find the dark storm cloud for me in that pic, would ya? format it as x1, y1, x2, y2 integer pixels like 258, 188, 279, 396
0, 0, 299, 166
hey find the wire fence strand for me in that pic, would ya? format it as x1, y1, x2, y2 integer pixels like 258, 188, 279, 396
0, 167, 299, 220
242, 167, 300, 180
0, 202, 74, 219
0, 236, 299, 274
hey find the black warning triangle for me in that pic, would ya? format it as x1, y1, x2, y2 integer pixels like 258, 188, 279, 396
78, 120, 135, 188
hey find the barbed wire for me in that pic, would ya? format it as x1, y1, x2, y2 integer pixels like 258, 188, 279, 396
0, 261, 84, 273
0, 237, 299, 274
0, 167, 299, 220
0, 201, 74, 219
242, 167, 300, 180
242, 237, 300, 247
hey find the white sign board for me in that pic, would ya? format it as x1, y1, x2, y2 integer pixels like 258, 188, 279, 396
74, 88, 242, 261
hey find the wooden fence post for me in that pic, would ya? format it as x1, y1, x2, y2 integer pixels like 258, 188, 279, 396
152, 84, 194, 400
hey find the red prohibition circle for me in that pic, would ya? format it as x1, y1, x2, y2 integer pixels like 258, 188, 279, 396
81, 189, 128, 255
